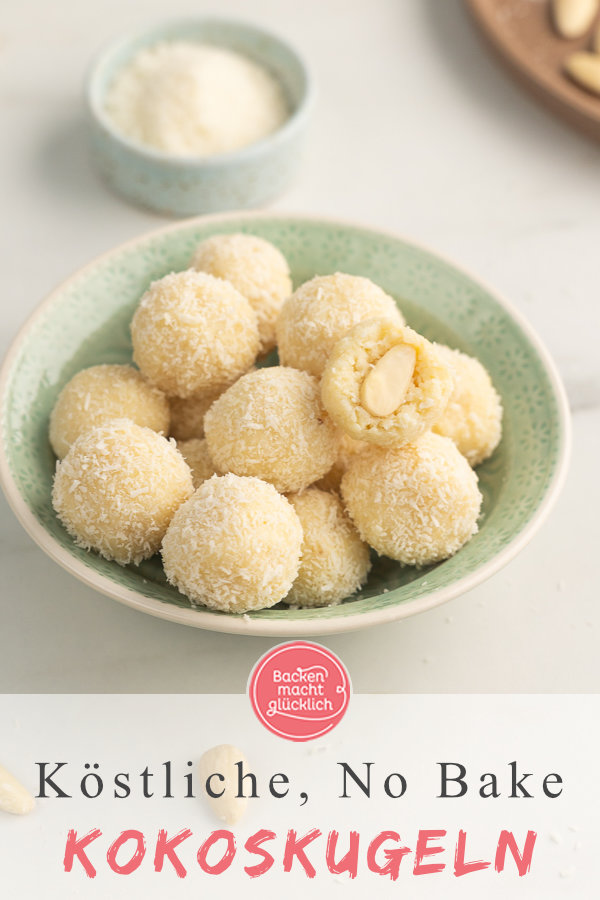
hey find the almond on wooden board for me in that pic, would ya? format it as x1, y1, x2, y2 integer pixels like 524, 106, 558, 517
564, 51, 600, 95
552, 0, 599, 39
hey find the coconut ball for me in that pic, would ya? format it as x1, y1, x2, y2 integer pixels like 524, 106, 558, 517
131, 269, 259, 398
162, 474, 303, 613
432, 344, 503, 467
49, 364, 169, 459
284, 488, 371, 607
321, 319, 454, 446
169, 383, 231, 441
177, 438, 217, 489
316, 432, 367, 493
52, 419, 193, 566
341, 432, 482, 566
204, 367, 339, 493
191, 233, 292, 353
276, 273, 404, 377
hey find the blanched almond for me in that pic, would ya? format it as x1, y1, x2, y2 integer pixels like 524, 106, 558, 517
360, 344, 416, 417
0, 764, 35, 816
198, 744, 248, 826
564, 51, 600, 94
552, 0, 599, 39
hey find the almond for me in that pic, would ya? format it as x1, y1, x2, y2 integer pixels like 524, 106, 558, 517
0, 764, 35, 816
198, 744, 248, 826
552, 0, 599, 39
564, 50, 600, 94
360, 344, 416, 417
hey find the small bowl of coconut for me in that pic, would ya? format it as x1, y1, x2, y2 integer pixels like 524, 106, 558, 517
85, 18, 314, 216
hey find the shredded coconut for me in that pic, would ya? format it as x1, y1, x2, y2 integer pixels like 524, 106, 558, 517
177, 438, 217, 489
205, 367, 339, 493
276, 273, 404, 377
169, 381, 233, 441
284, 488, 371, 607
49, 364, 169, 459
321, 318, 455, 447
131, 269, 259, 398
432, 344, 503, 466
191, 233, 292, 353
52, 419, 193, 565
161, 474, 302, 613
341, 432, 482, 567
104, 40, 289, 157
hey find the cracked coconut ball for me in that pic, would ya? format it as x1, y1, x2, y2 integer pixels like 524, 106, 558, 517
432, 344, 503, 467
162, 474, 303, 613
284, 488, 371, 607
204, 367, 339, 493
341, 432, 482, 566
321, 318, 454, 446
276, 272, 404, 377
49, 364, 169, 459
191, 233, 292, 353
131, 269, 259, 398
52, 419, 193, 565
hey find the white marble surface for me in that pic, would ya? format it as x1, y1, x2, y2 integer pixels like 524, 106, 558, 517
1, 0, 598, 693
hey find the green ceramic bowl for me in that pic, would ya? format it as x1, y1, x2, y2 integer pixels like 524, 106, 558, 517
0, 214, 570, 636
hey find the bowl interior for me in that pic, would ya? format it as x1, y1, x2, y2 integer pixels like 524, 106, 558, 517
88, 18, 310, 146
0, 216, 566, 630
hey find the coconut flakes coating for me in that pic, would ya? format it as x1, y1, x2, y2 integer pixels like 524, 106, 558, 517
432, 344, 503, 467
162, 474, 303, 613
284, 488, 371, 607
204, 367, 339, 493
49, 364, 169, 459
321, 318, 454, 447
191, 233, 292, 353
131, 269, 259, 398
276, 272, 404, 377
177, 438, 217, 489
169, 383, 232, 441
52, 419, 193, 566
341, 432, 482, 566
315, 432, 367, 493
168, 367, 256, 441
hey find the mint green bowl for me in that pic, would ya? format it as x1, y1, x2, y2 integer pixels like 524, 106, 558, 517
0, 214, 570, 636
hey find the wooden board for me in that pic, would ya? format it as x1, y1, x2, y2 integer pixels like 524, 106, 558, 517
465, 0, 600, 141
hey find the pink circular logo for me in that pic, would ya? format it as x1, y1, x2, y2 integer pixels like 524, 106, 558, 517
248, 641, 351, 741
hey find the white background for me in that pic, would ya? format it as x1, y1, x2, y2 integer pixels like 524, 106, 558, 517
1, 0, 599, 692
0, 695, 596, 896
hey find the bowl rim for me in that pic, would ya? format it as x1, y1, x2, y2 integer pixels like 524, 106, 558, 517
0, 211, 572, 637
84, 16, 316, 168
